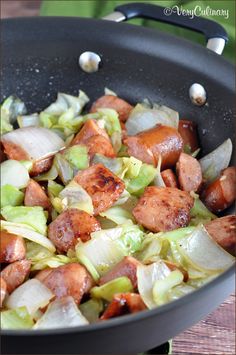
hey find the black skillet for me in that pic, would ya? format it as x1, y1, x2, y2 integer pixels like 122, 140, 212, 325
1, 3, 235, 354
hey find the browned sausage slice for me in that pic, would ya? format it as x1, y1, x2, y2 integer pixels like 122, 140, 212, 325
100, 293, 146, 320
1, 141, 54, 177
48, 209, 101, 253
124, 125, 183, 169
0, 277, 7, 308
205, 215, 236, 256
99, 256, 141, 289
24, 179, 51, 210
83, 135, 116, 159
74, 164, 125, 215
0, 143, 7, 163
161, 169, 178, 188
176, 152, 202, 192
35, 268, 53, 283
133, 186, 194, 232
30, 156, 54, 177
201, 167, 236, 213
90, 95, 133, 123
178, 119, 199, 152
1, 140, 29, 161
71, 119, 109, 146
1, 260, 31, 294
0, 231, 26, 263
38, 263, 94, 304
71, 119, 115, 159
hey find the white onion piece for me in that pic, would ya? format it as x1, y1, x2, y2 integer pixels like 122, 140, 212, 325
0, 160, 30, 188
153, 157, 166, 187
137, 261, 171, 309
177, 225, 235, 272
199, 139, 232, 182
126, 103, 179, 135
1, 127, 65, 161
1, 221, 56, 252
59, 181, 93, 215
17, 113, 39, 128
6, 279, 54, 316
104, 87, 117, 96
76, 230, 125, 276
33, 297, 89, 329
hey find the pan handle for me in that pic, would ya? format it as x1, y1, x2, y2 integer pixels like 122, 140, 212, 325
103, 2, 228, 55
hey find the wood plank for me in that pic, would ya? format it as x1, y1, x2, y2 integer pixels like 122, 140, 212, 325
172, 294, 235, 354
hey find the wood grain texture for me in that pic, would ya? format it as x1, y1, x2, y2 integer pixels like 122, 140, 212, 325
0, 1, 235, 354
172, 294, 235, 354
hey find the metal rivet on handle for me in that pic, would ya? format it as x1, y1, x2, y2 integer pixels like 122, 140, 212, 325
189, 83, 207, 106
78, 51, 101, 73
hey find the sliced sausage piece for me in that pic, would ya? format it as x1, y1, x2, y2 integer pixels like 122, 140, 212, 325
164, 260, 188, 282
176, 152, 202, 192
71, 119, 115, 159
161, 169, 178, 188
1, 141, 54, 177
0, 277, 7, 308
201, 167, 236, 213
205, 215, 236, 256
24, 179, 51, 210
39, 263, 94, 305
71, 119, 109, 146
74, 164, 125, 215
0, 143, 7, 163
48, 209, 101, 253
100, 293, 146, 320
178, 119, 199, 152
83, 134, 116, 159
1, 260, 31, 294
0, 231, 26, 263
35, 268, 53, 283
124, 125, 183, 169
99, 256, 141, 289
30, 156, 54, 177
1, 140, 29, 161
133, 186, 194, 232
90, 95, 133, 123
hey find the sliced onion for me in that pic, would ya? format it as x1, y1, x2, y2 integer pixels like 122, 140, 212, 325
6, 279, 54, 316
33, 297, 89, 329
59, 181, 93, 214
0, 160, 29, 188
104, 87, 117, 96
17, 114, 39, 128
176, 225, 235, 272
1, 127, 65, 161
1, 221, 56, 252
126, 103, 179, 135
137, 261, 171, 309
153, 157, 166, 187
76, 229, 125, 276
199, 139, 232, 182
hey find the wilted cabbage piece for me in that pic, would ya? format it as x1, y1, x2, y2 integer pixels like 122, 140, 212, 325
1, 307, 34, 330
1, 96, 27, 135
1, 205, 47, 235
0, 185, 24, 208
